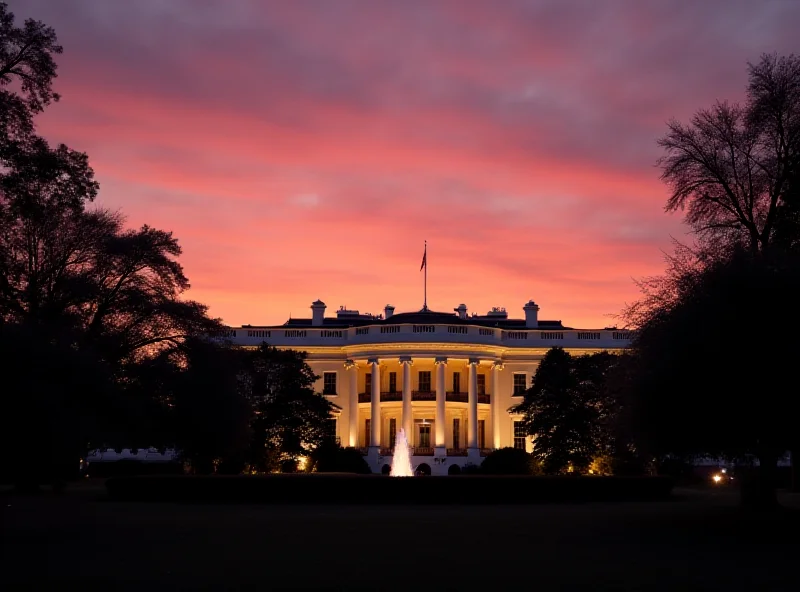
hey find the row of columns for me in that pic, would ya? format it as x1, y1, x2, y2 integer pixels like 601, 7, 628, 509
346, 357, 503, 452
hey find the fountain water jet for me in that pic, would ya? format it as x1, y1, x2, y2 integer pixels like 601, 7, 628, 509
390, 428, 414, 476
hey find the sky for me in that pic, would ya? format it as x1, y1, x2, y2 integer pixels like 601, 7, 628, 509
15, 0, 800, 328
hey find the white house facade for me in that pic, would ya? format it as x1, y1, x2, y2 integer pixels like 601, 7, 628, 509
226, 300, 632, 476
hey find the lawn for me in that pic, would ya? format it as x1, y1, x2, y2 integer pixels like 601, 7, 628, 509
2, 481, 799, 590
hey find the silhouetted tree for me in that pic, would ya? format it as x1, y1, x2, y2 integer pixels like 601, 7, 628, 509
0, 323, 114, 489
512, 348, 620, 474
0, 2, 61, 143
624, 248, 800, 507
166, 339, 252, 475
0, 4, 226, 486
658, 53, 800, 256
624, 53, 800, 504
244, 344, 337, 471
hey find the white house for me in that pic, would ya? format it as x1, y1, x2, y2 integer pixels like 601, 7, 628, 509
226, 300, 632, 475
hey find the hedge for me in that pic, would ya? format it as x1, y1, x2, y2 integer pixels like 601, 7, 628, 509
106, 474, 674, 504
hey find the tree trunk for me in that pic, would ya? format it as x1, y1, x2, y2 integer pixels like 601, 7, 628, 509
740, 451, 779, 509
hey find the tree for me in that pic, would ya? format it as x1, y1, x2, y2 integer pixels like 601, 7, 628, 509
0, 322, 114, 489
167, 339, 252, 474
0, 2, 61, 143
623, 247, 800, 506
245, 344, 337, 471
658, 53, 800, 256
512, 348, 621, 474
0, 4, 226, 486
625, 53, 800, 506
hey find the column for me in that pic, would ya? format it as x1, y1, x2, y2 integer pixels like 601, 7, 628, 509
491, 362, 503, 449
400, 357, 413, 437
468, 359, 479, 449
369, 358, 381, 448
434, 357, 447, 450
345, 360, 358, 447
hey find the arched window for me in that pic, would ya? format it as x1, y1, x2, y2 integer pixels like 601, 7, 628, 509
447, 464, 462, 475
381, 464, 391, 475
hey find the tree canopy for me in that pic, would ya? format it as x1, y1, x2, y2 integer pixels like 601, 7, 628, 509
512, 348, 625, 474
658, 53, 800, 256
0, 4, 337, 486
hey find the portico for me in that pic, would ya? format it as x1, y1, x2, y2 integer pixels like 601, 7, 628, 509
348, 355, 499, 464
227, 298, 633, 474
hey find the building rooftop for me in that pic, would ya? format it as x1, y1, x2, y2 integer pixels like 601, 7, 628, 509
244, 304, 570, 330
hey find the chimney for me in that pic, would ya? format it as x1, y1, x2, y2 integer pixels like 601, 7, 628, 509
454, 304, 467, 320
311, 300, 326, 326
384, 304, 395, 319
523, 300, 539, 328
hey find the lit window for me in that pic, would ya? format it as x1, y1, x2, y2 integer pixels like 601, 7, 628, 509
513, 421, 526, 450
453, 418, 460, 449
477, 374, 486, 396
513, 373, 527, 396
418, 371, 431, 392
389, 372, 397, 393
323, 372, 337, 395
452, 372, 461, 394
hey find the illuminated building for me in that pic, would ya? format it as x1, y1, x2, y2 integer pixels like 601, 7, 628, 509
226, 300, 632, 475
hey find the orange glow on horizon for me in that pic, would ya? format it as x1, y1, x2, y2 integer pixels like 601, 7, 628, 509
20, 0, 799, 329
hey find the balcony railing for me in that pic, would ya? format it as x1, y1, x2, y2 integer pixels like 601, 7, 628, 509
446, 448, 468, 456
359, 391, 491, 403
411, 390, 435, 401
380, 447, 394, 456
413, 447, 434, 456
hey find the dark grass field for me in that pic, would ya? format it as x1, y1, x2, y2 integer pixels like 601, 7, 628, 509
3, 480, 800, 590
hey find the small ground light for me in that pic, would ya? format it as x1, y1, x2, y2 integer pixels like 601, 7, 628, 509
712, 473, 722, 483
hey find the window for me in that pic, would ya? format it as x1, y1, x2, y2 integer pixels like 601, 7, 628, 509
478, 420, 486, 449
326, 418, 337, 441
418, 424, 431, 448
452, 372, 461, 394
513, 373, 527, 396
364, 419, 371, 446
365, 373, 372, 394
323, 372, 337, 395
389, 418, 397, 449
453, 418, 460, 449
514, 421, 526, 450
389, 372, 397, 393
418, 371, 431, 392
477, 374, 486, 396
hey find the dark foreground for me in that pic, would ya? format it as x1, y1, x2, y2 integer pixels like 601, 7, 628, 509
3, 481, 800, 591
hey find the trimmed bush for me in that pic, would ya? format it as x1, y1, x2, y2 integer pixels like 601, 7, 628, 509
481, 447, 540, 475
312, 444, 372, 474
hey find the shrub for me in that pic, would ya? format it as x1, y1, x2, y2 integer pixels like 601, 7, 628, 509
481, 447, 540, 475
311, 443, 371, 474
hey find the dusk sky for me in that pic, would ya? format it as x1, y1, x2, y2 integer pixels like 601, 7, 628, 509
16, 0, 800, 328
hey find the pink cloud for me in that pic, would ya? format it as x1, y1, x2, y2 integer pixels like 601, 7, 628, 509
14, 0, 800, 328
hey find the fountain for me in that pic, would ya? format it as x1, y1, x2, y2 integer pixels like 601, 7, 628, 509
390, 428, 414, 476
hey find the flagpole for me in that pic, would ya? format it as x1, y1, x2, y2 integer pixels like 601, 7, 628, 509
424, 240, 427, 310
